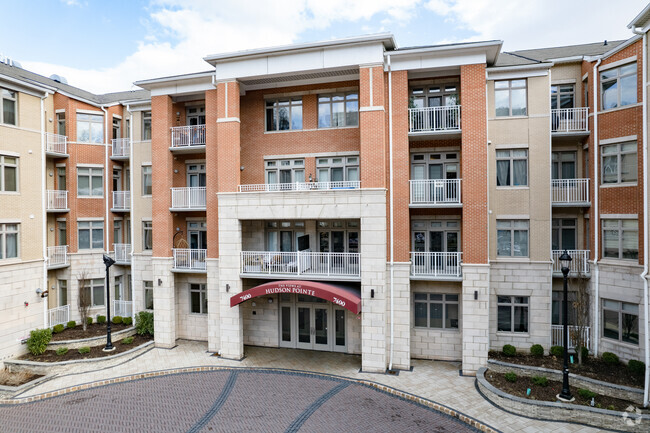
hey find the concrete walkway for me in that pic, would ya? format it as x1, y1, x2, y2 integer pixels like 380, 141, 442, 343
10, 341, 609, 432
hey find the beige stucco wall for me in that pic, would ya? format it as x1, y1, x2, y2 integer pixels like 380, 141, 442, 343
131, 109, 152, 256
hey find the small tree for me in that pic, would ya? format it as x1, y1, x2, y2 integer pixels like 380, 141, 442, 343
569, 267, 591, 366
77, 269, 92, 331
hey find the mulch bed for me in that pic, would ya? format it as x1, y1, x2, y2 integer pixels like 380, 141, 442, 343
484, 370, 645, 412
19, 334, 152, 363
50, 323, 132, 341
489, 351, 644, 389
0, 370, 44, 387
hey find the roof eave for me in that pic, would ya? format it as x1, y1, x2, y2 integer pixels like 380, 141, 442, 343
134, 71, 215, 90
386, 40, 503, 65
628, 3, 650, 29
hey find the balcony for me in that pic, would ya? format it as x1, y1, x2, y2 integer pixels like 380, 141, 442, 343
551, 179, 590, 206
173, 248, 207, 272
409, 179, 462, 207
408, 105, 461, 138
551, 108, 589, 136
551, 325, 591, 350
240, 251, 360, 281
170, 187, 207, 211
112, 191, 130, 212
111, 138, 130, 160
46, 190, 69, 212
552, 250, 590, 276
238, 181, 360, 193
113, 300, 133, 318
170, 125, 206, 153
114, 244, 131, 265
47, 245, 69, 269
48, 305, 70, 327
45, 133, 68, 157
410, 252, 463, 280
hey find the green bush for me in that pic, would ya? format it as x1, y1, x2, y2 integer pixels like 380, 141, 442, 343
135, 311, 154, 336
97, 315, 106, 324
78, 346, 90, 354
602, 352, 619, 365
607, 405, 615, 411
112, 316, 123, 325
530, 344, 544, 357
86, 317, 93, 326
578, 388, 596, 399
580, 346, 589, 361
52, 324, 65, 334
26, 329, 52, 355
66, 320, 76, 329
531, 376, 548, 387
550, 346, 563, 357
502, 344, 516, 357
504, 372, 517, 382
627, 359, 645, 376
55, 347, 68, 356
122, 317, 133, 326
121, 336, 134, 345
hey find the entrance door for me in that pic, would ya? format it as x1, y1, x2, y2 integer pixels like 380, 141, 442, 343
280, 294, 346, 352
187, 107, 205, 126
296, 303, 329, 350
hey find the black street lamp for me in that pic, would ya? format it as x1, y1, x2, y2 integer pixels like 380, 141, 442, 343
558, 250, 574, 401
102, 254, 116, 352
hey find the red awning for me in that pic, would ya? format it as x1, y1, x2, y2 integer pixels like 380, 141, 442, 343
230, 280, 361, 314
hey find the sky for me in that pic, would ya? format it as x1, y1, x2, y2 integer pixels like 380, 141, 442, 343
0, 0, 647, 94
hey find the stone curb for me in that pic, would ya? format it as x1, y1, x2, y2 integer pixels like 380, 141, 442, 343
0, 374, 50, 394
47, 327, 135, 349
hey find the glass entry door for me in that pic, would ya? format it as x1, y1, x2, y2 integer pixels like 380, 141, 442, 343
279, 294, 346, 352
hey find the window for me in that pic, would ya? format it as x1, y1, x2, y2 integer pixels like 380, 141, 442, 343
78, 221, 104, 250
56, 112, 66, 136
265, 159, 305, 185
601, 63, 637, 110
603, 300, 638, 344
602, 219, 638, 260
58, 280, 68, 306
77, 167, 103, 197
186, 163, 206, 187
496, 149, 528, 186
266, 221, 305, 252
0, 223, 19, 259
0, 155, 18, 192
57, 166, 66, 190
112, 118, 121, 140
413, 293, 459, 329
143, 221, 152, 250
318, 92, 359, 128
495, 79, 527, 116
601, 142, 637, 184
144, 281, 153, 310
113, 220, 122, 244
317, 156, 359, 183
142, 111, 151, 140
190, 283, 207, 314
142, 165, 152, 195
497, 220, 529, 257
77, 113, 104, 143
552, 151, 576, 180
89, 278, 105, 307
552, 219, 576, 251
409, 84, 459, 108
552, 291, 577, 326
497, 296, 529, 333
1, 88, 16, 125
550, 84, 574, 109
57, 221, 66, 245
317, 220, 358, 253
265, 98, 302, 131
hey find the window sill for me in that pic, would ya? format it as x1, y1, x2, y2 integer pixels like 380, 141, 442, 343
598, 102, 642, 114
599, 183, 638, 188
0, 257, 22, 264
491, 115, 529, 120
413, 327, 460, 332
496, 331, 530, 336
76, 249, 106, 253
493, 257, 531, 262
77, 196, 104, 199
0, 191, 20, 195
598, 258, 641, 268
188, 312, 208, 317
496, 186, 529, 190
601, 336, 639, 348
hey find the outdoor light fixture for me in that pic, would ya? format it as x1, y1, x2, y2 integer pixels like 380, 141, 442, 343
102, 254, 116, 352
158, 279, 162, 286
226, 284, 230, 292
371, 289, 375, 298
268, 298, 273, 304
558, 250, 574, 402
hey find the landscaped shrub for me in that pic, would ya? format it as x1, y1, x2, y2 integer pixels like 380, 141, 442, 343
86, 317, 93, 326
78, 346, 90, 354
121, 336, 134, 345
550, 346, 563, 357
135, 311, 154, 336
502, 344, 516, 357
66, 320, 76, 329
504, 372, 517, 382
122, 317, 133, 326
607, 405, 615, 411
602, 352, 619, 365
112, 316, 123, 325
580, 346, 589, 361
55, 347, 68, 356
530, 344, 544, 357
627, 360, 645, 376
531, 376, 548, 387
578, 388, 596, 399
26, 329, 52, 356
52, 324, 65, 334
97, 315, 106, 324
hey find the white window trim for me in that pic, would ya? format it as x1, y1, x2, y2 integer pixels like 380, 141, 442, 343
413, 292, 460, 330
496, 295, 529, 334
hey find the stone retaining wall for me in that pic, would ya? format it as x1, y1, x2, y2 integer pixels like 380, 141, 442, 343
47, 327, 136, 350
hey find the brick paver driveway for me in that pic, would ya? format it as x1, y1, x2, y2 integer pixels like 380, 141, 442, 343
0, 369, 479, 433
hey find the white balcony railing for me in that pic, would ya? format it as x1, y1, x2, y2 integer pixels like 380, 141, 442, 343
171, 125, 206, 148
409, 179, 461, 205
410, 252, 463, 278
552, 250, 590, 275
171, 187, 207, 209
241, 251, 360, 278
552, 325, 591, 350
112, 191, 130, 210
551, 108, 589, 133
551, 179, 589, 204
46, 190, 68, 210
48, 305, 69, 328
111, 138, 131, 158
114, 244, 131, 264
46, 133, 67, 155
173, 248, 207, 271
409, 105, 461, 133
238, 181, 361, 193
113, 300, 133, 318
47, 245, 68, 268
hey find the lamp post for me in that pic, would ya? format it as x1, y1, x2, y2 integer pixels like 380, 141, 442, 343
102, 254, 116, 352
558, 250, 574, 401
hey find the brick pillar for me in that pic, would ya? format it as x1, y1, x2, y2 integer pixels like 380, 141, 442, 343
460, 63, 489, 375
359, 65, 386, 189
206, 88, 219, 259
151, 95, 175, 257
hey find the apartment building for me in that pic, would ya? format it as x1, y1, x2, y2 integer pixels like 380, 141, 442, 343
0, 8, 648, 400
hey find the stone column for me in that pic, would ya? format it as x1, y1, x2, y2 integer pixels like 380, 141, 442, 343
386, 262, 411, 370
152, 257, 176, 348
206, 258, 220, 352
461, 264, 490, 374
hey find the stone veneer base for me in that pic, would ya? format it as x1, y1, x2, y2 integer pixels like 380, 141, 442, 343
47, 327, 136, 350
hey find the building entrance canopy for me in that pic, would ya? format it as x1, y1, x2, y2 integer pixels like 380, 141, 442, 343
230, 280, 361, 314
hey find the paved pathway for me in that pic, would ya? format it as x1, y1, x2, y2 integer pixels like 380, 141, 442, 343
2, 341, 611, 432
